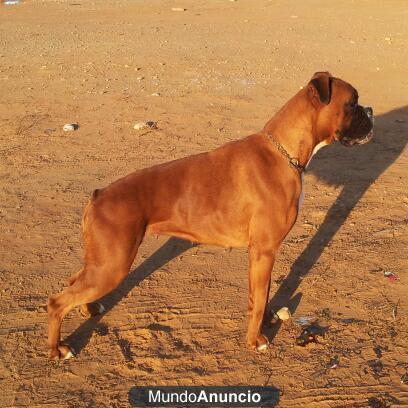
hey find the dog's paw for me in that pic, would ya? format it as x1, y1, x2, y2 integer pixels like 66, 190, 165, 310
50, 344, 75, 361
256, 334, 269, 352
247, 334, 269, 352
79, 302, 105, 318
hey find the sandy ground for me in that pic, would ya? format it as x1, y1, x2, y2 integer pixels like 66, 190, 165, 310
0, 0, 407, 406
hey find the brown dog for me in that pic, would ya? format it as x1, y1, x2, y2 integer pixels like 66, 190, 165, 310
47, 72, 373, 359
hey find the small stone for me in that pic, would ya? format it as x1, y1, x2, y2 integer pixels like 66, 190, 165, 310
133, 121, 157, 130
171, 7, 186, 11
151, 92, 161, 96
40, 154, 50, 162
276, 307, 291, 321
133, 122, 148, 130
63, 123, 79, 132
37, 305, 47, 313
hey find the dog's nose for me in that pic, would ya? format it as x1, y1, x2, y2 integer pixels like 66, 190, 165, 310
364, 106, 373, 117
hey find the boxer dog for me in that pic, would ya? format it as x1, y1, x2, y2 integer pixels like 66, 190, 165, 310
48, 72, 373, 359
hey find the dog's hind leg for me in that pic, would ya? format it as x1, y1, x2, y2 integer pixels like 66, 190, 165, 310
47, 194, 145, 360
47, 232, 143, 360
48, 261, 136, 360
67, 269, 82, 286
66, 269, 104, 318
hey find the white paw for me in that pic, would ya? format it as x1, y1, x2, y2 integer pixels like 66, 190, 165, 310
257, 343, 269, 352
63, 349, 75, 360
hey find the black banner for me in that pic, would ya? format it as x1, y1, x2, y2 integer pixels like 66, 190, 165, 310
129, 386, 279, 407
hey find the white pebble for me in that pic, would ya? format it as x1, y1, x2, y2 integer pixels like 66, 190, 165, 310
276, 307, 291, 321
133, 121, 157, 130
134, 122, 148, 130
63, 124, 78, 132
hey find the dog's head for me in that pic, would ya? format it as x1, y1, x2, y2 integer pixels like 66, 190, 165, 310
308, 71, 374, 146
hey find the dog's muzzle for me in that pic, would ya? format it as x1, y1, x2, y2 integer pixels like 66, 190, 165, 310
355, 106, 374, 145
338, 105, 374, 146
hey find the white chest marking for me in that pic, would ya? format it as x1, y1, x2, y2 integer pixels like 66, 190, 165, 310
298, 141, 329, 211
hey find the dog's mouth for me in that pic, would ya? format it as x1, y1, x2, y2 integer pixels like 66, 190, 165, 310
355, 129, 374, 145
337, 105, 374, 147
339, 129, 374, 146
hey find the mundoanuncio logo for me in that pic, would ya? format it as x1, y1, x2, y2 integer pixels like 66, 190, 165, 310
129, 386, 280, 407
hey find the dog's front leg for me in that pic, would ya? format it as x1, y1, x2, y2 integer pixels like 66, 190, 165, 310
246, 246, 275, 351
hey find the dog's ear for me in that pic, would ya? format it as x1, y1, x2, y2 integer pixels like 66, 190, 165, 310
309, 71, 333, 105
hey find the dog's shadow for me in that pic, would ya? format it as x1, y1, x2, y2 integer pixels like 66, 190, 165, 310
64, 106, 407, 354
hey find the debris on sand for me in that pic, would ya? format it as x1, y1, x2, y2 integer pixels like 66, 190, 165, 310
171, 7, 186, 12
328, 356, 340, 369
367, 359, 384, 379
368, 396, 388, 408
294, 316, 315, 327
296, 323, 325, 346
62, 123, 79, 132
311, 356, 341, 378
384, 271, 399, 282
368, 395, 401, 408
44, 128, 56, 135
373, 345, 383, 359
319, 307, 331, 319
133, 121, 157, 130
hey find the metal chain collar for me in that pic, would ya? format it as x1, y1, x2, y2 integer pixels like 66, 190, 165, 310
265, 134, 306, 173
